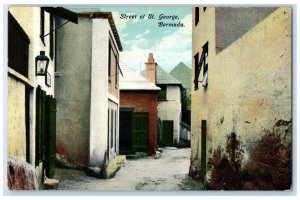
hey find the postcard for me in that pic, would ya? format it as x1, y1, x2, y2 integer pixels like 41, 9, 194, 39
5, 5, 292, 193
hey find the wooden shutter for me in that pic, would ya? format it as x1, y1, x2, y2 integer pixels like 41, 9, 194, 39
132, 112, 148, 152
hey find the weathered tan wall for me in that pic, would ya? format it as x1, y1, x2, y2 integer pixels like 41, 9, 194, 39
190, 7, 291, 180
8, 76, 26, 160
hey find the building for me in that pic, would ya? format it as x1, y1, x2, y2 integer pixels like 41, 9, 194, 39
189, 7, 292, 190
55, 12, 123, 171
119, 65, 160, 155
170, 62, 192, 146
141, 54, 183, 147
7, 7, 77, 189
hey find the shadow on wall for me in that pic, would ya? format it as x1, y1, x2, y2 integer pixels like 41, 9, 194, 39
206, 119, 292, 190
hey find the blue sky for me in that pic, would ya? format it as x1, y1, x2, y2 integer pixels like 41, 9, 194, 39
68, 7, 192, 72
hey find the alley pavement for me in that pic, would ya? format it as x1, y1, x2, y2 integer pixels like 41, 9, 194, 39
54, 147, 204, 191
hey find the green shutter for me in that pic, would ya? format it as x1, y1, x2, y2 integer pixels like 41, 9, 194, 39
35, 86, 46, 165
45, 95, 56, 178
132, 112, 148, 152
201, 120, 207, 181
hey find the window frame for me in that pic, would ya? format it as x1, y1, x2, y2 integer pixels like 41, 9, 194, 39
158, 85, 167, 101
195, 7, 200, 26
194, 42, 209, 90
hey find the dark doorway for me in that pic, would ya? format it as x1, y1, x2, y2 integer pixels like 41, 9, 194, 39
201, 120, 207, 181
162, 120, 174, 146
119, 108, 133, 154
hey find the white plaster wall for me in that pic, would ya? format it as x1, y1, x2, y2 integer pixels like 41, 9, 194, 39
158, 85, 181, 144
9, 7, 56, 167
90, 19, 110, 167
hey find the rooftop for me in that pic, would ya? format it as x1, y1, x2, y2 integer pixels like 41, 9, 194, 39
120, 65, 160, 91
140, 65, 182, 86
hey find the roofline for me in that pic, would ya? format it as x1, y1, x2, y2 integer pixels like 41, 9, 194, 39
157, 83, 184, 89
43, 7, 78, 24
120, 89, 160, 91
77, 12, 123, 51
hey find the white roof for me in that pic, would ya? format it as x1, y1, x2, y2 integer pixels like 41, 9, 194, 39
120, 65, 160, 91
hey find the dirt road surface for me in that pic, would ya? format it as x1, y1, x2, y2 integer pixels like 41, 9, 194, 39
54, 147, 204, 191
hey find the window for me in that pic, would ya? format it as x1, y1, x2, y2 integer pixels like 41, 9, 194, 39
108, 42, 112, 79
8, 12, 30, 78
115, 55, 118, 88
111, 109, 114, 148
49, 14, 54, 60
114, 110, 117, 152
194, 42, 208, 90
194, 52, 199, 90
108, 35, 119, 88
195, 7, 199, 26
203, 7, 207, 12
158, 85, 167, 101
40, 8, 45, 45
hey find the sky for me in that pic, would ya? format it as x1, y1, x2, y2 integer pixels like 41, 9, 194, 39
68, 7, 192, 73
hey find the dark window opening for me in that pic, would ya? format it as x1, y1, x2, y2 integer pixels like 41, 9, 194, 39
158, 85, 167, 101
195, 7, 199, 26
40, 8, 45, 45
8, 12, 30, 78
111, 109, 114, 148
203, 7, 207, 12
115, 55, 118, 88
25, 87, 31, 163
194, 52, 199, 90
49, 14, 54, 60
108, 42, 112, 79
194, 42, 209, 90
107, 109, 110, 159
114, 110, 117, 152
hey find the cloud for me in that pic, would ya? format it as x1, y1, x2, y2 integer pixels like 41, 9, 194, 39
136, 34, 143, 39
119, 13, 192, 73
143, 30, 150, 34
111, 11, 135, 33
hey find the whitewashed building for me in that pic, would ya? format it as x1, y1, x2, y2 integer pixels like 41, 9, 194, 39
55, 12, 123, 170
141, 54, 182, 146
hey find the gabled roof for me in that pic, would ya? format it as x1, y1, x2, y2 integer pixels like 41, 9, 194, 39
140, 65, 182, 86
170, 62, 192, 90
65, 8, 122, 51
120, 65, 160, 91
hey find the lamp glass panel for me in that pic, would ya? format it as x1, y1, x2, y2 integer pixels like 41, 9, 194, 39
37, 60, 47, 74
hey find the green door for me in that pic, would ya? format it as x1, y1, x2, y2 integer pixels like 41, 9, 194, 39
201, 120, 207, 181
132, 112, 148, 152
36, 86, 56, 178
45, 95, 56, 178
162, 120, 173, 146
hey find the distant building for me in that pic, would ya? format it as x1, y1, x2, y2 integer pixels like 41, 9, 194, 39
7, 7, 77, 189
141, 54, 183, 146
189, 7, 292, 189
170, 62, 192, 125
119, 65, 160, 155
55, 12, 122, 169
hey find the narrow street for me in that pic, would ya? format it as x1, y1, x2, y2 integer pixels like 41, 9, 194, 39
54, 147, 204, 191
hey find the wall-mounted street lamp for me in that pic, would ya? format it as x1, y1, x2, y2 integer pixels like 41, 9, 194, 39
35, 51, 49, 76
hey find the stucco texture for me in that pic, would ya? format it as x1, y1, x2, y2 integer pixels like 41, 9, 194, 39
190, 7, 291, 180
8, 76, 26, 160
158, 85, 181, 144
55, 17, 92, 167
120, 91, 158, 155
